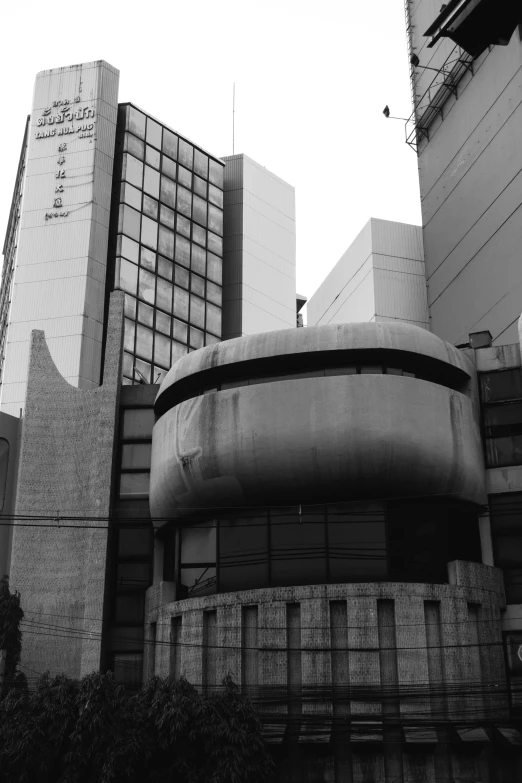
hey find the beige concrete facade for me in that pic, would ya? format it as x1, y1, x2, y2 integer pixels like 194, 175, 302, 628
407, 8, 522, 346
0, 61, 119, 417
307, 219, 429, 331
150, 322, 485, 519
8, 292, 124, 679
221, 154, 296, 339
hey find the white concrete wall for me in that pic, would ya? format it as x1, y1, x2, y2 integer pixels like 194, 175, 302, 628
409, 5, 522, 347
221, 154, 296, 338
307, 219, 428, 330
0, 61, 119, 416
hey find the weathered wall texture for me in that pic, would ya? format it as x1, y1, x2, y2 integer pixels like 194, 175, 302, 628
8, 291, 124, 679
408, 5, 522, 346
0, 411, 21, 578
1, 61, 119, 416
145, 562, 509, 782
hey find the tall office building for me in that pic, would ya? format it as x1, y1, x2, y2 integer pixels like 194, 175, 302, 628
221, 154, 296, 339
404, 1, 522, 346
307, 218, 429, 329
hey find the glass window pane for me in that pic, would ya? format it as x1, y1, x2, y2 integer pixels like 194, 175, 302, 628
122, 408, 155, 439
137, 301, 154, 328
119, 205, 141, 242
208, 205, 223, 236
143, 166, 160, 199
173, 286, 189, 321
146, 118, 162, 149
207, 252, 222, 285
175, 264, 189, 289
173, 318, 187, 344
219, 516, 269, 591
141, 215, 158, 251
180, 567, 216, 597
191, 245, 206, 276
194, 175, 207, 198
484, 403, 522, 433
121, 181, 141, 210
121, 442, 152, 470
386, 367, 403, 376
118, 526, 152, 557
158, 225, 175, 260
190, 295, 205, 329
158, 255, 173, 281
120, 235, 140, 264
328, 503, 387, 581
138, 268, 156, 305
118, 258, 138, 296
178, 165, 192, 189
162, 156, 176, 180
154, 333, 171, 368
175, 235, 190, 268
181, 521, 216, 564
128, 107, 146, 139
206, 281, 222, 307
205, 333, 220, 346
113, 652, 144, 685
159, 204, 175, 229
190, 326, 204, 349
193, 195, 207, 227
486, 435, 522, 468
124, 133, 145, 160
178, 139, 194, 169
146, 144, 161, 169
360, 366, 383, 374
209, 159, 224, 188
156, 279, 173, 313
192, 224, 206, 248
140, 246, 156, 272
172, 341, 187, 364
270, 508, 326, 586
122, 154, 143, 189
194, 149, 208, 179
156, 311, 171, 336
325, 366, 357, 376
142, 194, 158, 220
206, 302, 221, 336
124, 294, 137, 319
124, 319, 135, 352
177, 214, 191, 238
135, 358, 151, 383
117, 562, 151, 591
154, 367, 168, 385
123, 352, 134, 378
207, 231, 222, 257
191, 273, 205, 298
136, 324, 153, 360
160, 176, 176, 208
177, 186, 192, 218
162, 128, 178, 160
208, 183, 223, 208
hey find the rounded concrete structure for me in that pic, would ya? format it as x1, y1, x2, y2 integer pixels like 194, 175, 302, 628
150, 322, 485, 521
150, 323, 484, 518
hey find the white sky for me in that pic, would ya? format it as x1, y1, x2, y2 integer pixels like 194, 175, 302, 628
1, 0, 421, 316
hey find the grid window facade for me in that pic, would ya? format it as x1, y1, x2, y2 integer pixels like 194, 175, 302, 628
479, 369, 522, 468
110, 104, 223, 386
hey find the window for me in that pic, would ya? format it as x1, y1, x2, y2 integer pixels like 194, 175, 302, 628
490, 493, 522, 603
0, 438, 9, 511
480, 369, 522, 467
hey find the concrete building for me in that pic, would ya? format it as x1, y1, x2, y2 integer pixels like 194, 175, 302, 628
2, 56, 522, 782
405, 1, 522, 346
307, 219, 429, 330
221, 154, 296, 339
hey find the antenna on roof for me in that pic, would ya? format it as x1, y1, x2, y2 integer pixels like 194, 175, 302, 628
233, 83, 235, 155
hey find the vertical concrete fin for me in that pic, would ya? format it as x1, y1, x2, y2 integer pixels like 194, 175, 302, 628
203, 609, 217, 691
170, 615, 182, 679
286, 602, 302, 744
467, 602, 484, 718
241, 605, 258, 698
377, 599, 403, 783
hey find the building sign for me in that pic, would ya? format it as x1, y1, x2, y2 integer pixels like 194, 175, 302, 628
35, 95, 97, 222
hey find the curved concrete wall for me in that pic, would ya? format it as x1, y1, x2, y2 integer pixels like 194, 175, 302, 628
155, 321, 473, 396
150, 372, 485, 520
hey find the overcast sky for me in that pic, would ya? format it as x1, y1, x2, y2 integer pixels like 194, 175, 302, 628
1, 0, 421, 317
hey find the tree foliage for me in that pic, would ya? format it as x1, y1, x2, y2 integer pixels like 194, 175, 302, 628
0, 671, 274, 783
0, 576, 25, 696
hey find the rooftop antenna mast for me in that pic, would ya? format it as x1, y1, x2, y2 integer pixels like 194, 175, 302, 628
233, 82, 235, 154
